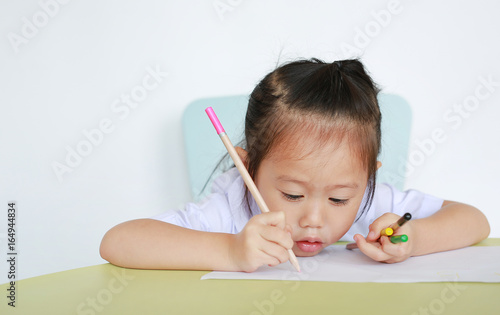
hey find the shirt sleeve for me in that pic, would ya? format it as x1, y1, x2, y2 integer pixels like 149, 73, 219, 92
151, 193, 234, 233
340, 183, 444, 241
150, 168, 255, 234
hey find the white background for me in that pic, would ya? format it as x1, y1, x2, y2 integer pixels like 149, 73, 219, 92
0, 0, 499, 283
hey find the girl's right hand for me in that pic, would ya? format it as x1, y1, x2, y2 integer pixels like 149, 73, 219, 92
228, 211, 294, 272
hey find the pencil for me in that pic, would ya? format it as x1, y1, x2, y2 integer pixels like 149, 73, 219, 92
346, 212, 412, 250
380, 227, 394, 237
205, 107, 301, 272
389, 212, 412, 231
390, 234, 408, 244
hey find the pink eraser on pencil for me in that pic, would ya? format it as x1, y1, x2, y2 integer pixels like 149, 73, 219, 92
205, 107, 225, 134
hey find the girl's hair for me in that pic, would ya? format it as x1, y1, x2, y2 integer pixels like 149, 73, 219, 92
244, 58, 381, 219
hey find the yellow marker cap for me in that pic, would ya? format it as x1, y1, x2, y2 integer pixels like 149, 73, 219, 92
380, 227, 393, 236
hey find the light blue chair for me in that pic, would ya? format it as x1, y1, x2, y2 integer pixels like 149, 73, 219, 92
182, 94, 411, 201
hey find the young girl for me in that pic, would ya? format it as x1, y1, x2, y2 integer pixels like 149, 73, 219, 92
100, 59, 490, 272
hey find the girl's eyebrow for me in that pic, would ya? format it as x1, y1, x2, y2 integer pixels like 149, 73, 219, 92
276, 175, 358, 190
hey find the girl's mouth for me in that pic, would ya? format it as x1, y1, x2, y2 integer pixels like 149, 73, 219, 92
296, 238, 324, 252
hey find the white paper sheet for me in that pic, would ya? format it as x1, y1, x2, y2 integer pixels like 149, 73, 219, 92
202, 245, 500, 283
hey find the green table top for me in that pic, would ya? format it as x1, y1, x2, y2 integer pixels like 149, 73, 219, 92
2, 239, 499, 315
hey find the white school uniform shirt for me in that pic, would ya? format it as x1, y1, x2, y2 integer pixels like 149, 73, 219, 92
152, 168, 444, 241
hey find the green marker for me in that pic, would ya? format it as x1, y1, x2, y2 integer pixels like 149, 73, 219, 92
390, 234, 408, 244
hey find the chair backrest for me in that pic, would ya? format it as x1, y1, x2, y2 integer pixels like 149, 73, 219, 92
182, 94, 411, 201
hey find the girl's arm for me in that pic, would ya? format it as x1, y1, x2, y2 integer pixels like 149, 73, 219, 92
353, 201, 490, 263
409, 200, 490, 256
100, 212, 293, 272
100, 219, 236, 270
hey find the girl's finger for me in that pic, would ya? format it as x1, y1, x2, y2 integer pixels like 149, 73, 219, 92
253, 211, 286, 229
259, 225, 294, 249
379, 235, 409, 258
366, 213, 399, 242
258, 240, 290, 266
355, 234, 392, 262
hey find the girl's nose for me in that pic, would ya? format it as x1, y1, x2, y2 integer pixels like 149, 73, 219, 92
299, 200, 324, 228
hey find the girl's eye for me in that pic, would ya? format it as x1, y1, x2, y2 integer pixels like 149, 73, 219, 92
330, 198, 348, 206
282, 193, 303, 201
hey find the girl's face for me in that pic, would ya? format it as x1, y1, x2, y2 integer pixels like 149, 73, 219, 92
254, 138, 369, 257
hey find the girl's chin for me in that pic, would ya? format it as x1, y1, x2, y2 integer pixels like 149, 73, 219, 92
295, 251, 319, 257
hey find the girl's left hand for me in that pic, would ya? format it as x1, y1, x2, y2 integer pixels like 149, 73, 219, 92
352, 213, 414, 263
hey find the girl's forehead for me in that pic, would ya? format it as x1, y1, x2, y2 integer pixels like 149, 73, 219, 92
265, 136, 369, 184
269, 119, 352, 160
260, 111, 374, 176
270, 133, 362, 167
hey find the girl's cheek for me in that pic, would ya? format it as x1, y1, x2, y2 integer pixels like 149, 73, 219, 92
282, 210, 299, 225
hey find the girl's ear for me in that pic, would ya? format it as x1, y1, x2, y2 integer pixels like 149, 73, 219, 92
235, 147, 249, 167
376, 161, 382, 170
